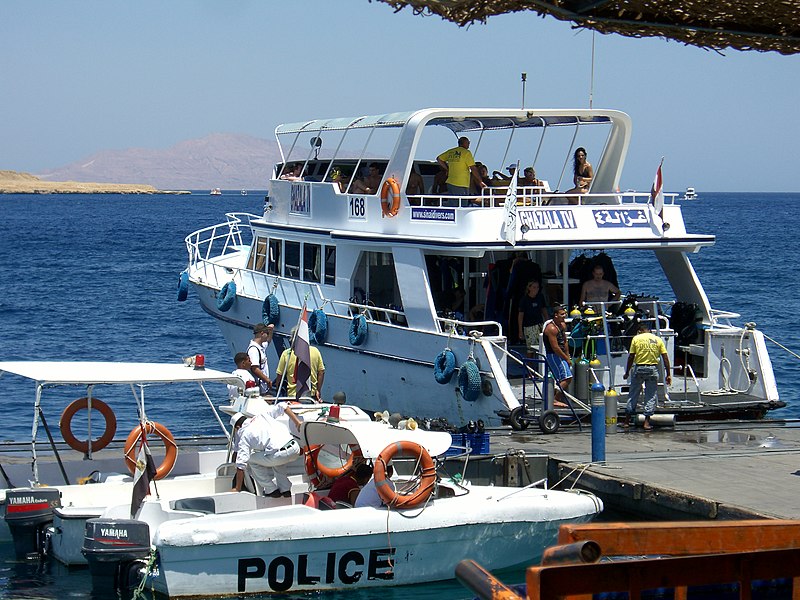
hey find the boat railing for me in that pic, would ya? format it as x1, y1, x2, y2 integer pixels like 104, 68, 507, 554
406, 190, 679, 209
185, 212, 257, 270
708, 308, 741, 327
345, 301, 406, 326
436, 316, 503, 338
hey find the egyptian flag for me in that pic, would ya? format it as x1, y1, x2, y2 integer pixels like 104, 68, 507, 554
130, 425, 158, 518
649, 158, 669, 233
294, 306, 312, 399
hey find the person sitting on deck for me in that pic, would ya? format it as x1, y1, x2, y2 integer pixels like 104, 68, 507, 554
327, 462, 373, 506
580, 264, 621, 305
280, 163, 303, 181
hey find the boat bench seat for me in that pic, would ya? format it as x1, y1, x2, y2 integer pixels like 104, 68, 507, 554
172, 497, 216, 514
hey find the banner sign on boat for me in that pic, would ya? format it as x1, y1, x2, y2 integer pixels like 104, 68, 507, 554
518, 209, 576, 231
237, 547, 396, 592
410, 207, 456, 223
290, 184, 311, 217
592, 208, 649, 228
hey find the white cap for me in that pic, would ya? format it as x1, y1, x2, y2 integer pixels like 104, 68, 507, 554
230, 412, 248, 428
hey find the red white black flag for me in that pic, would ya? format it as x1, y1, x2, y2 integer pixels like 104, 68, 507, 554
130, 425, 158, 518
293, 306, 312, 399
649, 158, 669, 233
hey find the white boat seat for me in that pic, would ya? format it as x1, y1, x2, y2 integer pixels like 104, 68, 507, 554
172, 497, 216, 514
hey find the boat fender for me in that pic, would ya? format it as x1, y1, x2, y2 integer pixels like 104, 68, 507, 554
458, 361, 481, 402
380, 177, 401, 217
433, 349, 456, 384
123, 422, 178, 480
217, 281, 237, 312
349, 314, 368, 346
374, 441, 436, 508
60, 398, 117, 454
176, 271, 189, 302
308, 309, 328, 344
262, 294, 280, 325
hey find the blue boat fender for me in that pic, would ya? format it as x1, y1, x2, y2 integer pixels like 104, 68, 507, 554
262, 294, 280, 325
458, 360, 481, 402
349, 314, 368, 346
217, 281, 237, 312
308, 309, 328, 344
176, 271, 189, 302
433, 349, 456, 384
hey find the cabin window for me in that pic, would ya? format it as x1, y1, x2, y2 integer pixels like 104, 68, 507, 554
268, 239, 282, 276
324, 246, 336, 286
353, 251, 399, 309
303, 243, 321, 283
247, 236, 268, 272
285, 241, 301, 278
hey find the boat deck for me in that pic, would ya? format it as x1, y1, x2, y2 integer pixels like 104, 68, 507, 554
486, 419, 800, 520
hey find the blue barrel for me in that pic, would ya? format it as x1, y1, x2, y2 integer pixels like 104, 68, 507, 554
591, 382, 606, 463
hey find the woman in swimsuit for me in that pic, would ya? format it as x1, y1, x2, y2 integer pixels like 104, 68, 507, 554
563, 147, 593, 204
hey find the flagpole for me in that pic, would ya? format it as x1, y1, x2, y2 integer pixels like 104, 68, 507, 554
275, 298, 309, 400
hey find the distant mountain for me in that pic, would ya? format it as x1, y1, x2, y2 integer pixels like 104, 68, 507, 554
36, 133, 282, 190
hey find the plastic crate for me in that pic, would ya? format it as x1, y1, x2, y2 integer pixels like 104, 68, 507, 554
444, 432, 466, 457
465, 432, 491, 455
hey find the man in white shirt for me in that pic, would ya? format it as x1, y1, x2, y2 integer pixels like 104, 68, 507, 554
247, 323, 274, 394
354, 464, 395, 508
232, 402, 301, 497
228, 352, 257, 399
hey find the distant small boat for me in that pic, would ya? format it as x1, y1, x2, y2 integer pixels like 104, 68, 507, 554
683, 187, 697, 200
210, 188, 222, 196
241, 189, 248, 196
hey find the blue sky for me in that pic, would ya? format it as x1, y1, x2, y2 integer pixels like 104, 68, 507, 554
2, 0, 797, 192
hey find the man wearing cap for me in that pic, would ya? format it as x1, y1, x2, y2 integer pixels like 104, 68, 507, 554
247, 323, 274, 394
436, 137, 487, 197
623, 322, 671, 430
231, 403, 302, 497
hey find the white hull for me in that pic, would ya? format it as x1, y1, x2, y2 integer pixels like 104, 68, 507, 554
148, 486, 601, 596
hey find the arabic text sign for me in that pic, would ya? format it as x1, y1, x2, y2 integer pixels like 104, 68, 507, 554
593, 208, 650, 228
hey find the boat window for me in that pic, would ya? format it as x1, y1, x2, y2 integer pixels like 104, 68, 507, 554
324, 246, 336, 286
247, 236, 268, 272
285, 241, 301, 279
268, 239, 282, 276
303, 243, 321, 283
352, 251, 400, 309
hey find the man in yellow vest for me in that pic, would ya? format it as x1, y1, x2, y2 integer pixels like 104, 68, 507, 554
623, 322, 671, 430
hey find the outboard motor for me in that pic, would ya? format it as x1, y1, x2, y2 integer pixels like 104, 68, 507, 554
4, 487, 61, 559
82, 518, 151, 590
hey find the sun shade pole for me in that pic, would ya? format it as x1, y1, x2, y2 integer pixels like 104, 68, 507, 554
556, 121, 581, 191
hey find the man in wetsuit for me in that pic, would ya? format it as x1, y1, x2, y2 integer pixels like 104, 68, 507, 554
543, 304, 572, 408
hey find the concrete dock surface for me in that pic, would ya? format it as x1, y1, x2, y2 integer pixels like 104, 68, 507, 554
488, 419, 800, 520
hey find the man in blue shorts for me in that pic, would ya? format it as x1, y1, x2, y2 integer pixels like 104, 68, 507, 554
543, 304, 572, 408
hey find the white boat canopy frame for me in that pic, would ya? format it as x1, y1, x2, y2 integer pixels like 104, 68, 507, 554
0, 362, 245, 485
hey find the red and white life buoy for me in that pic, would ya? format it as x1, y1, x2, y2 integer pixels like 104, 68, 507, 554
123, 422, 178, 480
380, 178, 401, 217
373, 441, 436, 508
60, 397, 117, 453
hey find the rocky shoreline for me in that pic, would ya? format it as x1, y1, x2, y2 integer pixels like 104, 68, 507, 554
0, 170, 186, 194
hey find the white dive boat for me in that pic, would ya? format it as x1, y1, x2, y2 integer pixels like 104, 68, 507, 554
133, 418, 601, 597
181, 108, 781, 427
683, 187, 698, 200
210, 188, 222, 196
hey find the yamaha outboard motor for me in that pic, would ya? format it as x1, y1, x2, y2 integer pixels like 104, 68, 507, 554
4, 488, 61, 559
82, 518, 151, 590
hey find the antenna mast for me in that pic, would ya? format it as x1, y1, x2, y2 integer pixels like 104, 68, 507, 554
521, 72, 527, 109
589, 32, 595, 109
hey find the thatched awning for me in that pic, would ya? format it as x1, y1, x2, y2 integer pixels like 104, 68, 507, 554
373, 0, 800, 55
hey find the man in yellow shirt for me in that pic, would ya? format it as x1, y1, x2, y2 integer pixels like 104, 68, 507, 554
623, 322, 671, 430
276, 339, 325, 401
437, 137, 487, 196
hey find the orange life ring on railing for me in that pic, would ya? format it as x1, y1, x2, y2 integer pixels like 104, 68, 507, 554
123, 422, 178, 480
60, 397, 117, 454
380, 177, 401, 217
373, 441, 436, 509
305, 444, 363, 480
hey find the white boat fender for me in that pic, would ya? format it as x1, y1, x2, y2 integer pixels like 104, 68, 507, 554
216, 281, 237, 312
262, 294, 280, 325
458, 360, 481, 402
308, 309, 328, 344
434, 349, 457, 384
176, 271, 189, 302
349, 314, 368, 346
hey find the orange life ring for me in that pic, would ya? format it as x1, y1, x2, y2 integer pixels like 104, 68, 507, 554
373, 441, 436, 509
123, 422, 178, 480
380, 178, 401, 217
303, 445, 324, 488
305, 444, 363, 480
60, 397, 117, 453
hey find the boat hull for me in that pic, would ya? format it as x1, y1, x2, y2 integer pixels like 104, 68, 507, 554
147, 488, 601, 597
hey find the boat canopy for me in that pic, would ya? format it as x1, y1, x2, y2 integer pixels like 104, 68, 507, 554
299, 420, 453, 459
0, 361, 244, 388
275, 108, 618, 136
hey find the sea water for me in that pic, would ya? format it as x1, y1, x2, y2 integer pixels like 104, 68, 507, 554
0, 191, 798, 599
